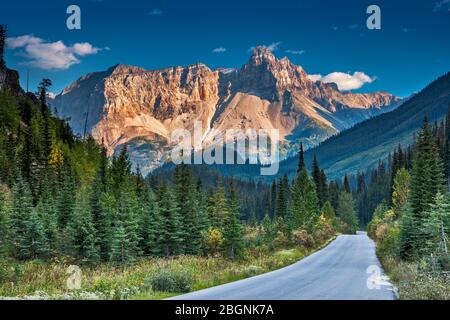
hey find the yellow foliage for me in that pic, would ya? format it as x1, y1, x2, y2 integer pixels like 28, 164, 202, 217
49, 144, 64, 168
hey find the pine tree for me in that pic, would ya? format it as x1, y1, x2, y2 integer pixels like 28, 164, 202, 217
110, 145, 131, 199
391, 168, 411, 217
0, 185, 11, 257
211, 177, 228, 229
115, 189, 141, 261
342, 175, 351, 193
22, 209, 50, 259
56, 163, 76, 228
66, 191, 99, 263
291, 167, 319, 232
222, 180, 244, 259
35, 192, 58, 255
270, 181, 277, 218
109, 225, 130, 265
406, 119, 446, 256
275, 175, 289, 219
156, 183, 184, 256
337, 191, 359, 234
321, 201, 335, 222
298, 143, 305, 173
136, 190, 160, 255
98, 192, 116, 260
9, 178, 35, 259
420, 193, 450, 256
174, 163, 202, 254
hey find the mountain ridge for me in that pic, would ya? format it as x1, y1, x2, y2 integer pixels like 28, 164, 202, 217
50, 47, 401, 174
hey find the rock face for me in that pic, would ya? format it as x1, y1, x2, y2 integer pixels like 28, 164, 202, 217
51, 47, 401, 174
0, 68, 23, 95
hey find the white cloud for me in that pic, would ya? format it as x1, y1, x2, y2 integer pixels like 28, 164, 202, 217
6, 35, 102, 70
434, 0, 450, 11
248, 42, 281, 53
308, 74, 323, 82
212, 47, 226, 53
308, 71, 375, 91
286, 50, 305, 55
73, 43, 100, 56
149, 9, 163, 15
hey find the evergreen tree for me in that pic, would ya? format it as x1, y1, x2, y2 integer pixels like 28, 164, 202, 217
211, 177, 228, 229
110, 145, 132, 199
342, 175, 351, 193
0, 185, 11, 256
156, 183, 184, 256
291, 167, 319, 232
56, 162, 76, 228
115, 189, 141, 261
298, 143, 305, 173
406, 119, 446, 257
420, 193, 450, 256
337, 191, 359, 234
22, 209, 50, 259
275, 175, 289, 219
391, 168, 411, 217
66, 191, 99, 263
174, 163, 202, 254
321, 201, 335, 222
35, 192, 58, 254
9, 178, 35, 259
222, 180, 244, 259
97, 192, 116, 260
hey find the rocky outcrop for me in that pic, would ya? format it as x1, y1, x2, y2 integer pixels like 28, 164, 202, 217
51, 47, 401, 175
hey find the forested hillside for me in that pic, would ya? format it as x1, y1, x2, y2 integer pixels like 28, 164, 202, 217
366, 116, 450, 299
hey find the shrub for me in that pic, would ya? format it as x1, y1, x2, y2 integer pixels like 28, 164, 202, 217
202, 228, 224, 256
273, 232, 290, 248
147, 267, 193, 293
292, 229, 315, 248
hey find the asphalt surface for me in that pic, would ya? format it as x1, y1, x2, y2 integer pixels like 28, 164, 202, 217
171, 232, 396, 300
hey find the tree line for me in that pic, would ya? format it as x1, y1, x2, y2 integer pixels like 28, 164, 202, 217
368, 110, 450, 269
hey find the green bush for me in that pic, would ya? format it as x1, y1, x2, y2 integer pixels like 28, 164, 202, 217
147, 268, 193, 293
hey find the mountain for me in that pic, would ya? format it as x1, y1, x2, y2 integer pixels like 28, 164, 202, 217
50, 47, 400, 175
278, 72, 450, 180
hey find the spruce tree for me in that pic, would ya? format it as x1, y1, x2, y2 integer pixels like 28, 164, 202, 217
211, 177, 228, 229
35, 192, 58, 255
66, 191, 99, 263
22, 209, 50, 259
337, 191, 359, 234
420, 193, 450, 257
156, 183, 184, 256
0, 185, 11, 257
275, 175, 289, 219
291, 167, 319, 232
222, 180, 244, 259
298, 143, 305, 173
407, 119, 446, 256
9, 178, 35, 259
98, 192, 116, 260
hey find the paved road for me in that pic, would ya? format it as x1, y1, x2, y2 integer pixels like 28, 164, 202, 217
172, 232, 396, 300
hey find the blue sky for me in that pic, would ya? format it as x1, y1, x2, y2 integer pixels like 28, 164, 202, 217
1, 0, 449, 97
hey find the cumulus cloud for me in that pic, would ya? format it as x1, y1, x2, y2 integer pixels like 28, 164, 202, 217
286, 50, 305, 55
308, 71, 375, 91
248, 42, 281, 53
149, 9, 163, 15
212, 47, 226, 53
6, 35, 102, 70
434, 0, 450, 11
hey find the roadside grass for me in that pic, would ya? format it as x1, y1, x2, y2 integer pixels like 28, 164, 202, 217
0, 237, 335, 300
379, 254, 450, 300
